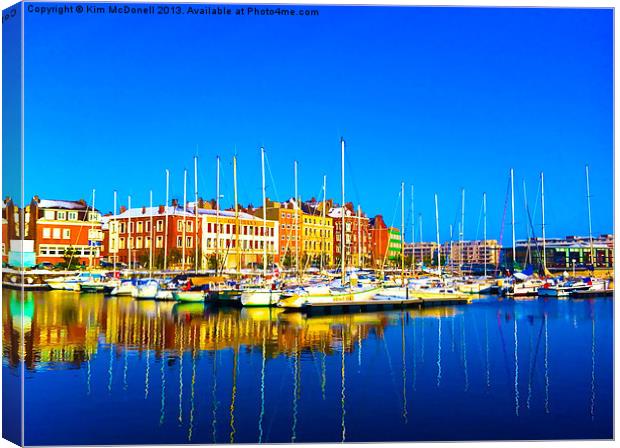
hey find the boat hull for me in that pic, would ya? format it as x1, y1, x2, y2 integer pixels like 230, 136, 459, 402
173, 291, 205, 302
240, 289, 281, 307
278, 286, 383, 309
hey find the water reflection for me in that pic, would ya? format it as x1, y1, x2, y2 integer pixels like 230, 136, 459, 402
2, 290, 613, 444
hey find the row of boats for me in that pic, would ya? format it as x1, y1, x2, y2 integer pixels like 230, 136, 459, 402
42, 267, 613, 309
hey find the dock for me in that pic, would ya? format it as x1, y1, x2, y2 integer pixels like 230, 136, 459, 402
570, 289, 614, 299
298, 295, 471, 314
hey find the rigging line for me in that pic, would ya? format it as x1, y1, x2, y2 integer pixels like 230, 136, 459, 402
264, 152, 282, 203
495, 175, 511, 276
380, 188, 403, 273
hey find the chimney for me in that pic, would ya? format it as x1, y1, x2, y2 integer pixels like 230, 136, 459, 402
142, 206, 146, 214
120, 206, 127, 213
172, 199, 179, 207
33, 195, 40, 203
158, 205, 165, 214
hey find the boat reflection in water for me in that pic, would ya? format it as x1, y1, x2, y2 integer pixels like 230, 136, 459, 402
2, 290, 613, 445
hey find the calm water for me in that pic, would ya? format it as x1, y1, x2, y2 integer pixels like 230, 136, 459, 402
2, 289, 613, 444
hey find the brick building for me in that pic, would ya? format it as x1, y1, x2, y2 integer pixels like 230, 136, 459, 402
29, 197, 102, 266
329, 203, 370, 267
101, 200, 198, 270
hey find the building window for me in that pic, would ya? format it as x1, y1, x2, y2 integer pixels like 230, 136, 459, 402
42, 228, 51, 239
128, 237, 134, 249
137, 221, 143, 233
156, 236, 163, 248
129, 222, 135, 233
68, 211, 78, 221
145, 237, 151, 248
44, 210, 55, 220
57, 211, 66, 220
62, 229, 70, 240
52, 228, 61, 239
177, 236, 183, 248
119, 222, 126, 233
186, 236, 193, 248
145, 221, 151, 232
187, 221, 193, 232
156, 220, 164, 232
119, 238, 126, 249
177, 221, 183, 232
136, 237, 143, 249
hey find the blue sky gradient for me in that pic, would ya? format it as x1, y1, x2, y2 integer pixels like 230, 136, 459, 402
23, 5, 612, 242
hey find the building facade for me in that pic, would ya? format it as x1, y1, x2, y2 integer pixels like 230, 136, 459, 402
101, 201, 198, 270
509, 234, 614, 270
201, 208, 278, 271
30, 197, 102, 266
369, 215, 401, 268
329, 203, 370, 267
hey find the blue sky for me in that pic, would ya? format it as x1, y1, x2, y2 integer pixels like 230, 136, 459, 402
23, 5, 612, 242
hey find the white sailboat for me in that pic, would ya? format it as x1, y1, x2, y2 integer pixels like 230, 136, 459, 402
240, 147, 282, 307
278, 138, 382, 309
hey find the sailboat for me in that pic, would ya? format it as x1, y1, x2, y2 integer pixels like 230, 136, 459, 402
240, 147, 282, 307
207, 155, 243, 305
278, 138, 383, 309
174, 165, 206, 303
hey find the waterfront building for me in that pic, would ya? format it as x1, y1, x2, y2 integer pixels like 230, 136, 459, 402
329, 202, 370, 267
101, 199, 197, 269
508, 234, 614, 270
404, 241, 440, 266
200, 204, 278, 271
27, 196, 102, 267
369, 215, 401, 268
2, 198, 16, 265
301, 198, 334, 267
252, 198, 300, 267
443, 239, 501, 269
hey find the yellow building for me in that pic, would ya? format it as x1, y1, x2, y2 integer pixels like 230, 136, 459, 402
301, 203, 333, 267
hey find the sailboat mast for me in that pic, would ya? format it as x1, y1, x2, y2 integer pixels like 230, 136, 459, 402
164, 170, 169, 272
194, 156, 199, 273
261, 147, 267, 278
483, 192, 487, 278
434, 193, 441, 273
216, 156, 220, 274
294, 160, 299, 280
321, 175, 326, 272
510, 168, 516, 270
233, 156, 240, 277
113, 190, 117, 277
128, 195, 132, 271
585, 165, 595, 267
183, 169, 187, 272
410, 185, 414, 274
90, 189, 95, 269
357, 204, 362, 269
541, 171, 547, 274
460, 188, 465, 273
418, 213, 423, 267
341, 138, 346, 284
523, 180, 531, 265
149, 190, 153, 277
449, 224, 453, 273
400, 182, 405, 286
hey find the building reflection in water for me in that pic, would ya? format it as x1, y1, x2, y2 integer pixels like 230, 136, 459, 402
2, 289, 611, 444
